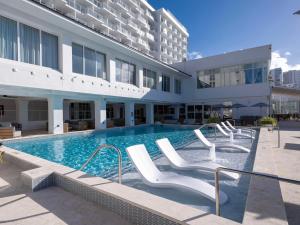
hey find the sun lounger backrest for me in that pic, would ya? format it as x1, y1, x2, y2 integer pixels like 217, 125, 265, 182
156, 138, 185, 165
221, 122, 232, 132
193, 129, 213, 148
126, 144, 161, 182
216, 124, 229, 137
226, 121, 236, 130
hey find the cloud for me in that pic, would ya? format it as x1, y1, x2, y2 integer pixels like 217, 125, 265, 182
285, 51, 291, 56
188, 51, 203, 60
271, 51, 300, 72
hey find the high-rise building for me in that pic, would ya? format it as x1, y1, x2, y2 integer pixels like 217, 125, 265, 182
283, 70, 300, 88
270, 68, 283, 86
32, 0, 188, 64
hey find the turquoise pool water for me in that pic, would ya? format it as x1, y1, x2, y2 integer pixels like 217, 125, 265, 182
4, 125, 198, 178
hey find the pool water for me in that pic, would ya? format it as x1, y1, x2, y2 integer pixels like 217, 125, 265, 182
4, 125, 199, 178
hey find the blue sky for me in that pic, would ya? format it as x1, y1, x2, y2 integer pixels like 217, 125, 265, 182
148, 0, 300, 71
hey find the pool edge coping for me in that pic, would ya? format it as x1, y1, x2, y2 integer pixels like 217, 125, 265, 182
1, 145, 238, 225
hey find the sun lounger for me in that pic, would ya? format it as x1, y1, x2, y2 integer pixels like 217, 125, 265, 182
226, 121, 255, 134
216, 124, 253, 140
156, 138, 240, 180
194, 129, 250, 153
126, 144, 228, 204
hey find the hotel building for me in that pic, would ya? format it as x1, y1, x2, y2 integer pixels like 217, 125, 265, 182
0, 0, 298, 137
30, 0, 188, 64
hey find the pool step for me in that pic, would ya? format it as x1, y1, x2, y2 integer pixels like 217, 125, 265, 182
21, 167, 54, 191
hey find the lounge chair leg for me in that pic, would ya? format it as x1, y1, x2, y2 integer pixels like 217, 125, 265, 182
237, 129, 242, 134
209, 144, 216, 161
230, 132, 234, 143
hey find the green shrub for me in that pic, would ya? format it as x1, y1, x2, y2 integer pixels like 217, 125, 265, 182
259, 116, 277, 126
207, 116, 221, 124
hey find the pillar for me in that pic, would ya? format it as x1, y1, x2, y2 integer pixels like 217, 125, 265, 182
48, 96, 64, 134
107, 54, 115, 83
61, 36, 72, 75
95, 99, 107, 129
146, 103, 154, 124
136, 65, 143, 88
16, 99, 28, 130
125, 102, 135, 126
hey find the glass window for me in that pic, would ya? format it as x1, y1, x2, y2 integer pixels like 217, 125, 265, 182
42, 31, 58, 70
254, 68, 263, 83
96, 51, 106, 79
143, 68, 157, 89
245, 69, 253, 84
162, 75, 170, 92
175, 79, 181, 94
0, 16, 17, 60
72, 43, 83, 74
70, 102, 91, 120
20, 23, 40, 65
28, 100, 48, 121
115, 59, 136, 85
84, 47, 96, 76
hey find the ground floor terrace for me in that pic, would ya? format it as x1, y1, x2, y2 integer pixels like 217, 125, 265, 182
0, 94, 187, 138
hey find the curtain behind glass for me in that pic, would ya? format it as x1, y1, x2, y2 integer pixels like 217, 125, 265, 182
42, 31, 58, 70
72, 43, 83, 74
0, 16, 17, 60
20, 23, 40, 65
96, 51, 106, 79
84, 47, 96, 76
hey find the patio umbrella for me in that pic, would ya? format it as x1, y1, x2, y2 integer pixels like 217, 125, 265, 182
232, 103, 247, 108
251, 103, 269, 107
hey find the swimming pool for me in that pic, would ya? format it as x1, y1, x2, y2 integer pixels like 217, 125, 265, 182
4, 125, 199, 178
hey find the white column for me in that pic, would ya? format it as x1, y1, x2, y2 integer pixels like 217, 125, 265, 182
107, 54, 116, 83
48, 96, 64, 134
16, 99, 28, 130
61, 36, 72, 75
146, 103, 154, 124
125, 102, 135, 126
157, 72, 162, 91
136, 65, 143, 88
95, 99, 107, 130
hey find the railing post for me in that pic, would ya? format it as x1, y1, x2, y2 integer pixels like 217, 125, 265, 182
215, 169, 221, 216
214, 126, 217, 140
277, 126, 280, 148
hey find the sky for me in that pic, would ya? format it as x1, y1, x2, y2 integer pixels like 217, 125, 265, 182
148, 0, 300, 71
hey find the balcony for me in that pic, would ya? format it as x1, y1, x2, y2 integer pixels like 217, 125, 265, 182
111, 0, 130, 12
145, 10, 154, 21
126, 19, 138, 31
98, 2, 117, 18
82, 7, 106, 24
146, 33, 154, 42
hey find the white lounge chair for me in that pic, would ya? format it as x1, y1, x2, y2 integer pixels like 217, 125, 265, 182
194, 129, 250, 153
155, 138, 240, 180
216, 124, 253, 140
226, 121, 255, 134
126, 144, 228, 204
221, 122, 253, 136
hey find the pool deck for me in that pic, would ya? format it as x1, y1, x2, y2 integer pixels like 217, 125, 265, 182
0, 125, 299, 225
0, 162, 132, 225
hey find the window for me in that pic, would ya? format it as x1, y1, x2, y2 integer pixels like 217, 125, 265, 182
70, 103, 91, 120
115, 59, 136, 85
0, 16, 17, 60
20, 23, 40, 65
28, 101, 48, 121
84, 47, 96, 76
254, 68, 263, 83
175, 79, 181, 94
162, 75, 170, 92
42, 31, 58, 69
72, 43, 83, 74
209, 74, 215, 87
143, 68, 157, 89
96, 51, 106, 79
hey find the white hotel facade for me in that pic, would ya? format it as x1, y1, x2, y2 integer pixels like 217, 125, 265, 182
0, 0, 277, 135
